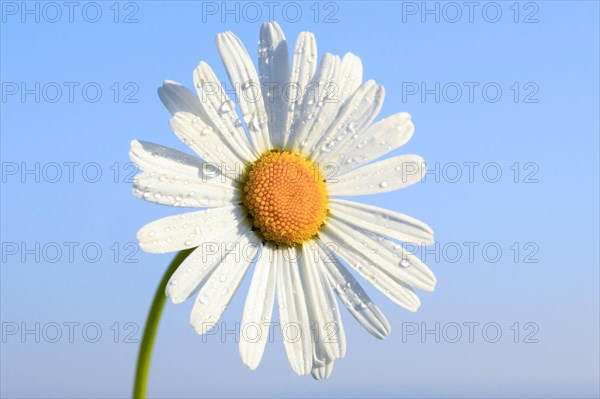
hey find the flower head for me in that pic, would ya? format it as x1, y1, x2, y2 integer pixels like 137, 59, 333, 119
131, 21, 435, 379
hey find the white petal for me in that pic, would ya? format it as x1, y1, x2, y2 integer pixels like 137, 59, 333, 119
337, 52, 363, 104
327, 154, 425, 196
284, 32, 317, 149
157, 80, 203, 115
137, 206, 245, 254
130, 141, 239, 208
240, 244, 278, 370
318, 225, 421, 312
316, 260, 346, 357
276, 247, 312, 375
363, 230, 437, 290
325, 218, 436, 292
311, 360, 334, 380
299, 243, 346, 363
311, 80, 385, 164
193, 61, 258, 163
318, 244, 391, 339
190, 232, 261, 334
129, 140, 231, 181
169, 111, 244, 175
165, 220, 253, 304
327, 112, 414, 177
329, 199, 434, 245
258, 21, 289, 149
216, 31, 271, 153
287, 53, 341, 154
289, 53, 363, 157
132, 171, 239, 208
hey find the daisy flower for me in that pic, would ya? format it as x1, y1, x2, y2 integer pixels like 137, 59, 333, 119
131, 21, 435, 380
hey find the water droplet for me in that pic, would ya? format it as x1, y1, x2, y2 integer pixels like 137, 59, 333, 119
379, 181, 389, 188
400, 260, 410, 268
219, 275, 227, 282
198, 295, 209, 305
184, 240, 192, 246
219, 101, 232, 114
170, 279, 178, 285
200, 126, 213, 136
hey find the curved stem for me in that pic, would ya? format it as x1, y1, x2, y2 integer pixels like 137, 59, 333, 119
133, 249, 194, 399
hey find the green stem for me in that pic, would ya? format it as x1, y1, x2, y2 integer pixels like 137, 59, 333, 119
133, 249, 194, 399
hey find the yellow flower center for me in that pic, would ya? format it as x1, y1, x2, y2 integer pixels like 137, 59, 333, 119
242, 150, 329, 246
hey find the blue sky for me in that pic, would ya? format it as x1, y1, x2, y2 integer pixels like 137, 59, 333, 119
1, 1, 599, 397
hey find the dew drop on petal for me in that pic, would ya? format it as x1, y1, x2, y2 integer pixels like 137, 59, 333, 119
198, 295, 209, 305
200, 126, 213, 136
200, 196, 212, 206
219, 101, 232, 114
